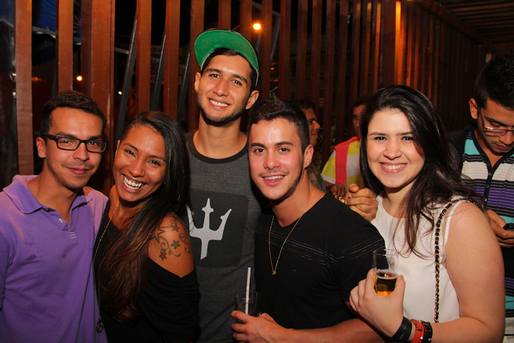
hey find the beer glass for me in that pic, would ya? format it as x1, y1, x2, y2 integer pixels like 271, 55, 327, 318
372, 248, 398, 296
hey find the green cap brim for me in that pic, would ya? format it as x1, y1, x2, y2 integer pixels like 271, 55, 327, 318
194, 29, 259, 87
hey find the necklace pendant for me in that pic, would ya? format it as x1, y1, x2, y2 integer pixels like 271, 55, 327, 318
272, 270, 276, 275
96, 319, 104, 333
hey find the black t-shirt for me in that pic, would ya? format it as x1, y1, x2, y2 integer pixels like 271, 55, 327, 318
255, 193, 384, 330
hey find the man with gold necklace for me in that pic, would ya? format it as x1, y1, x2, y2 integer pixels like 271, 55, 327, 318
232, 99, 385, 342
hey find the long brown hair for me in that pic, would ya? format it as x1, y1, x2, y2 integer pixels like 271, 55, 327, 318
360, 86, 481, 256
98, 111, 190, 321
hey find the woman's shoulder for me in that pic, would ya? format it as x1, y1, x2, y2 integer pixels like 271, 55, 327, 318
147, 213, 194, 277
446, 200, 494, 243
447, 200, 484, 225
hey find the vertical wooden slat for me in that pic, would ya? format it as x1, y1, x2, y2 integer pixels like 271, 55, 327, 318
432, 18, 441, 107
259, 0, 273, 100
135, 0, 151, 115
452, 32, 463, 128
15, 0, 34, 175
396, 0, 407, 85
295, 0, 308, 99
56, 0, 74, 91
335, 0, 350, 144
239, 0, 252, 40
278, 0, 291, 100
81, 0, 115, 112
322, 0, 337, 164
419, 9, 428, 92
310, 0, 322, 102
350, 0, 361, 103
405, 4, 414, 87
370, 0, 381, 91
188, 0, 204, 131
81, 0, 115, 194
413, 5, 421, 88
163, 0, 180, 119
426, 14, 435, 99
438, 23, 447, 116
359, 0, 371, 96
218, 0, 231, 30
382, 0, 397, 86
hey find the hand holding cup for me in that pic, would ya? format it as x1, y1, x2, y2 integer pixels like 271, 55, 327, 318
372, 248, 398, 296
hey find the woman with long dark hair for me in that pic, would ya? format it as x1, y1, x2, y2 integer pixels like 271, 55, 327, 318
94, 111, 199, 342
350, 85, 504, 342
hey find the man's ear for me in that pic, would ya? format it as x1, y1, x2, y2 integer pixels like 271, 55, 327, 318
194, 72, 202, 93
245, 90, 260, 110
303, 145, 314, 169
36, 137, 47, 159
469, 98, 479, 120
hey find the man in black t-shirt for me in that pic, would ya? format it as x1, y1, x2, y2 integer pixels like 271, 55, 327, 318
231, 99, 385, 342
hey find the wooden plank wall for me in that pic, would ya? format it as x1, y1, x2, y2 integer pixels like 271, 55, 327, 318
11, 0, 486, 191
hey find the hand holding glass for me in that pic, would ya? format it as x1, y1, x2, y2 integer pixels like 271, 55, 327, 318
235, 291, 260, 316
373, 249, 398, 296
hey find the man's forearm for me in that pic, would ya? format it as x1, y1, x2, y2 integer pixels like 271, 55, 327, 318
284, 318, 386, 343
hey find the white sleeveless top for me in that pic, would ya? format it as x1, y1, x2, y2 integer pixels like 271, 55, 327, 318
371, 195, 461, 322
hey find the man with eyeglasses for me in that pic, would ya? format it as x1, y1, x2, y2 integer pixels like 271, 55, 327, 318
0, 91, 108, 342
450, 51, 514, 340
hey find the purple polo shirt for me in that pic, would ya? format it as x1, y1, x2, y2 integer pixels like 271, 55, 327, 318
0, 175, 108, 343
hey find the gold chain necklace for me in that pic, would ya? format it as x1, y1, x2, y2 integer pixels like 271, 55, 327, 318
93, 201, 119, 264
268, 214, 303, 276
93, 201, 119, 333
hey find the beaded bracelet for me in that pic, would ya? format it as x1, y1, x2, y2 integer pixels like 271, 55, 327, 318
391, 316, 413, 343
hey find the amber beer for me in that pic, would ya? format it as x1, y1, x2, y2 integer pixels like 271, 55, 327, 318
374, 269, 398, 296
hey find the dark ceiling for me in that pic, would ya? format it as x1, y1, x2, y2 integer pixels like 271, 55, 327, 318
436, 0, 514, 47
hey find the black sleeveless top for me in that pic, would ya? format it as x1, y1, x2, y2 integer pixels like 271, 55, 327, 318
93, 202, 200, 343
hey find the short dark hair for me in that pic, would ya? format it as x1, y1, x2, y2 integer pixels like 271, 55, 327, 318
248, 99, 310, 152
40, 90, 106, 137
201, 47, 259, 92
293, 99, 316, 112
473, 51, 514, 110
351, 94, 370, 111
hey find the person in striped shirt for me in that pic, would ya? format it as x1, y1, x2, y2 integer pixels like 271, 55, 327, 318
450, 52, 514, 341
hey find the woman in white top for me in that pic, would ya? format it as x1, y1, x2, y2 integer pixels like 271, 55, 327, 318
349, 85, 504, 343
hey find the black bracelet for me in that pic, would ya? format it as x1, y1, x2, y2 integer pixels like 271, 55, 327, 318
391, 316, 413, 343
421, 321, 433, 343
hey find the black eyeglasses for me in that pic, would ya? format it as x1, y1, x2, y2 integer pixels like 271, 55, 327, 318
479, 108, 514, 137
43, 134, 108, 153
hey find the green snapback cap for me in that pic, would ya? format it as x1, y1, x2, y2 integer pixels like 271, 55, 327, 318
194, 29, 259, 86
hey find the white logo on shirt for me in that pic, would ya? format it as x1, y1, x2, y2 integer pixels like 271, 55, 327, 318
188, 198, 232, 259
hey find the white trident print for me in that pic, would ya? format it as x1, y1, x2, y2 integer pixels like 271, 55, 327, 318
188, 198, 232, 259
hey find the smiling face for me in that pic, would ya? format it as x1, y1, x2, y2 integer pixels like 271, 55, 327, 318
249, 118, 312, 203
194, 54, 259, 126
366, 108, 425, 197
36, 107, 104, 191
303, 108, 320, 147
114, 124, 166, 207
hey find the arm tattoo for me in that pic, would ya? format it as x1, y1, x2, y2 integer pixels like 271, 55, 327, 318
152, 217, 192, 261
